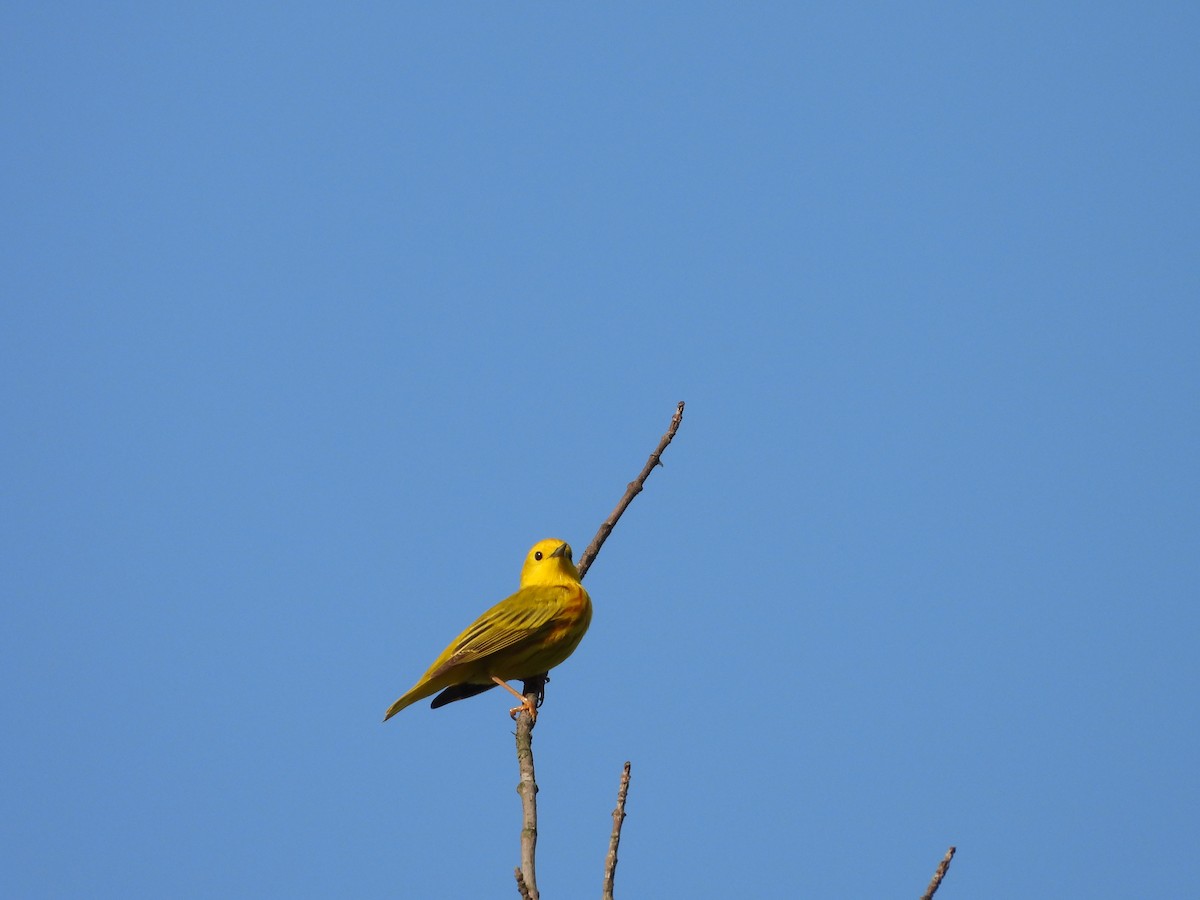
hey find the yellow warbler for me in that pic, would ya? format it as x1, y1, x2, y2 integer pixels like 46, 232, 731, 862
383, 539, 592, 722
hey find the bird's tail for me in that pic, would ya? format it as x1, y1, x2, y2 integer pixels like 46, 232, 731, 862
383, 679, 501, 720
383, 683, 434, 721
430, 682, 497, 708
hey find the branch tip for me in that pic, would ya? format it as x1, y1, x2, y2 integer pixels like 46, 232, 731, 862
577, 402, 685, 580
920, 846, 956, 900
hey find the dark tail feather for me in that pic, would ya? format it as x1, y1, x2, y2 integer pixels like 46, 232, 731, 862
431, 682, 497, 709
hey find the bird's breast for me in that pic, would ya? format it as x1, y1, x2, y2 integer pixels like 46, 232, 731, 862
543, 584, 593, 659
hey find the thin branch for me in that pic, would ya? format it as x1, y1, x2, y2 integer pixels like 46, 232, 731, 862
511, 402, 684, 897
601, 761, 632, 900
577, 401, 685, 580
514, 868, 533, 900
513, 676, 545, 899
920, 846, 956, 900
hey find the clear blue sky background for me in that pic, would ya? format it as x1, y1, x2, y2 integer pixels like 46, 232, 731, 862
3, 4, 1197, 898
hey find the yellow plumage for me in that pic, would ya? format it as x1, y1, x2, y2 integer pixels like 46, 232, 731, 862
383, 539, 592, 721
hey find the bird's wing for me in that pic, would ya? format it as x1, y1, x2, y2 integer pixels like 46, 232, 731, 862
427, 584, 567, 679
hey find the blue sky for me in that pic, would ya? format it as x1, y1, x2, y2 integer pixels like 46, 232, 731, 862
3, 4, 1197, 897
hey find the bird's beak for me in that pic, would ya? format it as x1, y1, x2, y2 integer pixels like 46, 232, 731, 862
550, 543, 569, 559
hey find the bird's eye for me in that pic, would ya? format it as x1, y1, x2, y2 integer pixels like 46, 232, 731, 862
534, 551, 543, 561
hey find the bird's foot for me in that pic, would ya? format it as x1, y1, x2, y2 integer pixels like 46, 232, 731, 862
508, 696, 538, 723
492, 676, 538, 723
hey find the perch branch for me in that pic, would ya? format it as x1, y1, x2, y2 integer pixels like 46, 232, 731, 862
577, 401, 685, 580
920, 846, 956, 900
512, 402, 684, 898
601, 761, 632, 900
513, 675, 545, 899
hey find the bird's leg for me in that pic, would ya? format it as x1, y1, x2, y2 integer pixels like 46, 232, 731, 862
492, 676, 537, 722
522, 674, 548, 709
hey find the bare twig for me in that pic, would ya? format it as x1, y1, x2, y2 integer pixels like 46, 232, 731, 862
601, 761, 632, 900
920, 846, 956, 900
514, 867, 533, 900
513, 676, 545, 899
577, 401, 685, 580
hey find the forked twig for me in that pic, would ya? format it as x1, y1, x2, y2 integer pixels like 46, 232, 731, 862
920, 846, 956, 900
601, 761, 632, 900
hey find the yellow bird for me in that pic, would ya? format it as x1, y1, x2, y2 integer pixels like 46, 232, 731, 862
384, 539, 592, 722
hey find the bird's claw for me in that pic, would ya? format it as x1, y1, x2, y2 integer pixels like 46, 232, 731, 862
509, 697, 538, 723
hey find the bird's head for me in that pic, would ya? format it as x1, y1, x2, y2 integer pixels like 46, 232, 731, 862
519, 538, 581, 587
